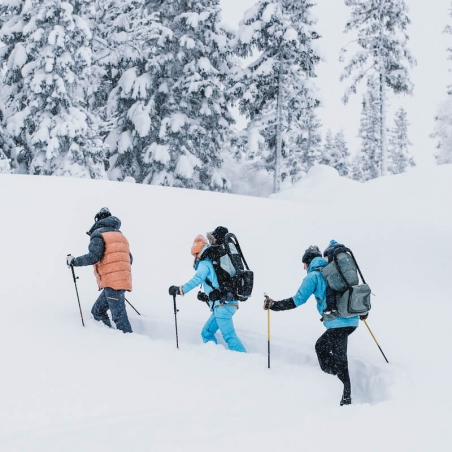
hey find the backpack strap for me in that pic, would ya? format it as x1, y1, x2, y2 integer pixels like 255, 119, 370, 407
197, 248, 219, 291
347, 248, 367, 284
205, 278, 214, 289
225, 233, 250, 270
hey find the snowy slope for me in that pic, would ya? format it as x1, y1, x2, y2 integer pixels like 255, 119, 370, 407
1, 166, 452, 451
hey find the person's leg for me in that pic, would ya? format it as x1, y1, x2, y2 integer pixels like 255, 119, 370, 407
91, 290, 112, 327
330, 327, 356, 403
214, 305, 246, 353
315, 329, 336, 374
331, 288, 338, 312
201, 312, 219, 344
104, 288, 133, 333
324, 286, 338, 313
324, 286, 333, 313
316, 327, 356, 404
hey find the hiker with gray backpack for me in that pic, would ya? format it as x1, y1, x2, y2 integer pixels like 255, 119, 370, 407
168, 226, 253, 353
263, 242, 371, 406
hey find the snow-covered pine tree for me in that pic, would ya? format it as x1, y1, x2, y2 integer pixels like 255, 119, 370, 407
319, 129, 350, 177
151, 0, 235, 190
432, 99, 452, 164
0, 106, 12, 173
89, 0, 138, 120
0, 137, 11, 172
333, 131, 351, 177
341, 0, 415, 176
232, 0, 321, 192
355, 77, 381, 181
0, 143, 12, 173
432, 2, 452, 165
1, 0, 107, 178
97, 1, 169, 182
297, 106, 322, 176
350, 156, 364, 182
320, 129, 334, 166
388, 107, 414, 173
0, 101, 11, 173
105, 0, 235, 190
0, 0, 29, 171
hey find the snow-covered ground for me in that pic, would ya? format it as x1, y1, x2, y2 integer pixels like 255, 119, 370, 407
1, 165, 451, 451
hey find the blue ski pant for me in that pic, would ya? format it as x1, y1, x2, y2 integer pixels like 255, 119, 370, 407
201, 304, 246, 353
91, 287, 133, 333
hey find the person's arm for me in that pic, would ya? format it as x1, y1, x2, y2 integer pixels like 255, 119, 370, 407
73, 235, 104, 267
266, 274, 317, 311
270, 297, 297, 311
292, 274, 317, 307
180, 261, 210, 295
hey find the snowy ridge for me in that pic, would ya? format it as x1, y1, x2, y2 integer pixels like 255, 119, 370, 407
1, 165, 452, 450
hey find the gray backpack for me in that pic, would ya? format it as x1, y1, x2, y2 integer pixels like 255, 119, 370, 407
320, 247, 371, 320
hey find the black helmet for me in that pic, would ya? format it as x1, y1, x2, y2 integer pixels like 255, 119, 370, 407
94, 207, 111, 223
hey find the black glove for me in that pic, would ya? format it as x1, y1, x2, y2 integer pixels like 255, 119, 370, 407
168, 285, 180, 296
197, 291, 209, 302
359, 313, 369, 320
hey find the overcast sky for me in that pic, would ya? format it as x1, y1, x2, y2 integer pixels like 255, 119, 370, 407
220, 0, 451, 167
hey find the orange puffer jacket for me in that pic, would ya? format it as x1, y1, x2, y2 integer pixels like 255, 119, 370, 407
94, 231, 132, 291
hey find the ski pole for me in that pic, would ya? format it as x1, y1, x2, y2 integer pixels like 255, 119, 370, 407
267, 307, 271, 369
70, 264, 85, 327
264, 293, 271, 369
363, 319, 389, 363
172, 294, 179, 349
125, 297, 141, 315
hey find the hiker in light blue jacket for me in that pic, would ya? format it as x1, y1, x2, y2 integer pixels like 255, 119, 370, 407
168, 234, 246, 353
263, 245, 359, 406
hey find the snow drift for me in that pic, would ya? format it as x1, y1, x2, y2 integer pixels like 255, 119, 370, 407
0, 164, 451, 451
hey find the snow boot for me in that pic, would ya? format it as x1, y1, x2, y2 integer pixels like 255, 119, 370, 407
340, 395, 352, 406
340, 383, 351, 406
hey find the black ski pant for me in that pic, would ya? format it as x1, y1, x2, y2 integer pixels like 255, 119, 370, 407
315, 327, 356, 397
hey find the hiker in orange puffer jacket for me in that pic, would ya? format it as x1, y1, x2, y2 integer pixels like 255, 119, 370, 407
66, 208, 133, 333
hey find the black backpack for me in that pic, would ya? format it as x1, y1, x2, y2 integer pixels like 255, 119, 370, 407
320, 246, 372, 318
200, 233, 254, 302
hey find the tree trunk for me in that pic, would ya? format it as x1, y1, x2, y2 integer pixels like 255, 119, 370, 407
380, 72, 387, 176
379, 0, 387, 177
274, 60, 283, 193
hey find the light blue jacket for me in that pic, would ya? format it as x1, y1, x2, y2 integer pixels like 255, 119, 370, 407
293, 256, 359, 329
181, 245, 221, 309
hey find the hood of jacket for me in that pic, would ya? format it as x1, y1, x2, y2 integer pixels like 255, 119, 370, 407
307, 256, 328, 273
194, 244, 210, 270
88, 216, 121, 235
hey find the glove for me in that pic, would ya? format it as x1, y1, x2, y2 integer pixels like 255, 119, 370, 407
359, 313, 369, 320
197, 291, 209, 302
168, 285, 181, 296
263, 296, 274, 310
66, 254, 75, 267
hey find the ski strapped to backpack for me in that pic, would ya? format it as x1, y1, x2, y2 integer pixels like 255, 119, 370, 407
200, 232, 254, 303
320, 246, 371, 320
